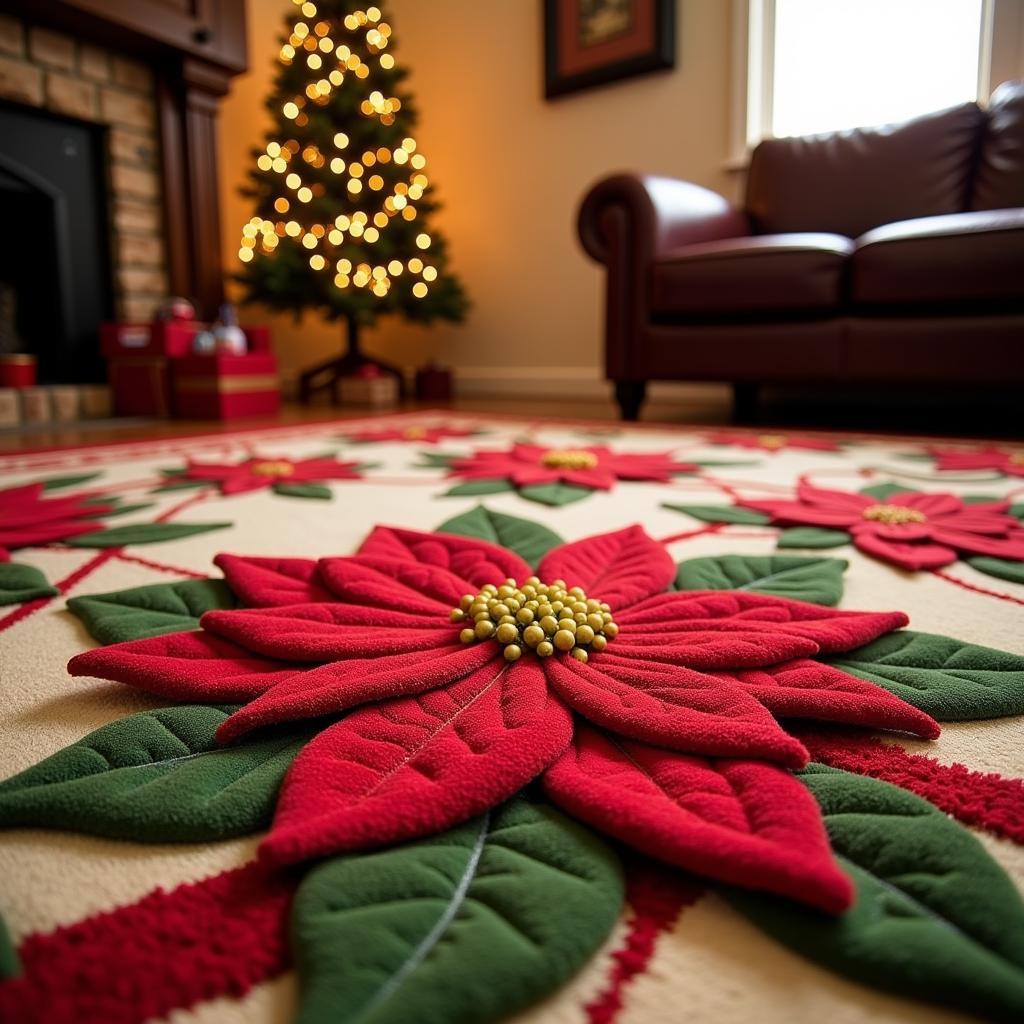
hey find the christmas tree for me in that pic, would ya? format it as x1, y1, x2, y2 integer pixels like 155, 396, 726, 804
235, 0, 467, 398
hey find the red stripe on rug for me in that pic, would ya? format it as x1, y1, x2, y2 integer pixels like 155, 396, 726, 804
932, 569, 1024, 608
797, 727, 1024, 845
586, 857, 703, 1024
0, 862, 294, 1024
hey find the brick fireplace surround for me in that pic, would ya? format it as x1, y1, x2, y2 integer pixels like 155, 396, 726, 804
0, 16, 168, 323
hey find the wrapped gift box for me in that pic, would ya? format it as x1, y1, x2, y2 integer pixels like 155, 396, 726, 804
110, 356, 172, 417
171, 352, 280, 419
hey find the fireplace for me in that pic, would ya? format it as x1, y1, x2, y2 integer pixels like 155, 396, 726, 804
0, 102, 112, 383
0, 3, 247, 399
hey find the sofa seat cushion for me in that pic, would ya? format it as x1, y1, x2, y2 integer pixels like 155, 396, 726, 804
851, 209, 1024, 307
650, 233, 853, 317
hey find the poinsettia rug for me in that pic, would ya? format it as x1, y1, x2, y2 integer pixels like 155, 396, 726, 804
1, 411, 1023, 1024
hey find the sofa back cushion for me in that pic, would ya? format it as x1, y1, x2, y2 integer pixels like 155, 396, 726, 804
745, 102, 984, 238
971, 80, 1024, 211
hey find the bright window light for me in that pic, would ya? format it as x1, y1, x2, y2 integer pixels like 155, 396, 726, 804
769, 0, 986, 138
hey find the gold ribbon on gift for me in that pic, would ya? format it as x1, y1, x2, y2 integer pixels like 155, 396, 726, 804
175, 374, 279, 394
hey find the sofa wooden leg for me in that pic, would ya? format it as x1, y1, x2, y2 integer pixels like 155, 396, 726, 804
615, 380, 647, 421
733, 383, 759, 423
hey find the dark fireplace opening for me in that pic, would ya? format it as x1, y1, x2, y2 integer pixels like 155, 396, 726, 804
0, 101, 113, 384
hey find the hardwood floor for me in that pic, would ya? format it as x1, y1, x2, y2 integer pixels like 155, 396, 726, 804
1, 385, 1019, 453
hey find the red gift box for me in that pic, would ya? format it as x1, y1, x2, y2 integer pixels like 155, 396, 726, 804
171, 353, 280, 420
109, 356, 172, 417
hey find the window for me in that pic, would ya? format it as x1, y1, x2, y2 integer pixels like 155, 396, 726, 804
741, 0, 994, 147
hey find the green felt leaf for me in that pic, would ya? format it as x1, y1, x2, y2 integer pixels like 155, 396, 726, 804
83, 503, 154, 520
67, 578, 237, 645
40, 472, 102, 490
0, 705, 311, 842
690, 459, 762, 468
858, 482, 918, 500
675, 554, 847, 606
967, 557, 1024, 585
292, 796, 623, 1024
519, 482, 594, 507
828, 629, 1024, 720
418, 451, 464, 468
777, 527, 852, 549
64, 521, 232, 548
150, 480, 210, 493
1010, 504, 1024, 521
727, 765, 1024, 1022
443, 479, 515, 497
0, 562, 58, 606
0, 913, 18, 979
661, 503, 771, 525
437, 505, 563, 568
962, 494, 1003, 504
273, 482, 333, 500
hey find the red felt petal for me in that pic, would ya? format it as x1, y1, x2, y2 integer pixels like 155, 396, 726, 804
200, 603, 452, 661
563, 468, 617, 490
289, 458, 362, 480
214, 554, 334, 607
894, 492, 963, 517
740, 498, 859, 528
543, 724, 852, 913
927, 527, 1024, 561
852, 531, 957, 570
67, 630, 294, 701
618, 591, 907, 655
603, 633, 821, 669
260, 657, 573, 865
711, 659, 940, 738
797, 482, 872, 513
544, 656, 808, 767
217, 642, 496, 743
0, 520, 104, 548
509, 466, 561, 487
317, 555, 466, 613
538, 525, 675, 610
220, 474, 270, 495
356, 526, 532, 589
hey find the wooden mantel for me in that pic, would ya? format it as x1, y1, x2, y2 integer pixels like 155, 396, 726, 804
0, 0, 248, 318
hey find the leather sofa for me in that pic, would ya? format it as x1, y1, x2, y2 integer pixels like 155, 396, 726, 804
577, 81, 1024, 420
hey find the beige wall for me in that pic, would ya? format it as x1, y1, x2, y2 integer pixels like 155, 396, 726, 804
217, 0, 734, 392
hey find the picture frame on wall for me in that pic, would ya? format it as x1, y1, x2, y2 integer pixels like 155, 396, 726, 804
543, 0, 676, 99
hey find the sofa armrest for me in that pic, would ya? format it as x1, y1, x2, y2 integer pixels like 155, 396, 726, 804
577, 173, 750, 265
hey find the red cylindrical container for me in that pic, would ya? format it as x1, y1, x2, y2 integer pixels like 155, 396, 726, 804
0, 354, 37, 388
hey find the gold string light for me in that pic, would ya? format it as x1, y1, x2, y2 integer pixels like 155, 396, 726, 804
237, 1, 436, 299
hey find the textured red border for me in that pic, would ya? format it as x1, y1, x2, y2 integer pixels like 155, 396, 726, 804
0, 863, 293, 1024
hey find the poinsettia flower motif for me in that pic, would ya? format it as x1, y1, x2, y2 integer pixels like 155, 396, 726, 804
741, 483, 1024, 571
929, 445, 1024, 478
449, 443, 697, 490
705, 431, 841, 453
0, 482, 115, 561
175, 456, 366, 496
343, 424, 480, 444
69, 524, 941, 914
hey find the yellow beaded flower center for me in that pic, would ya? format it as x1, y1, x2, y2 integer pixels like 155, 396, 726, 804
451, 576, 617, 663
1010, 452, 1024, 466
541, 449, 599, 470
758, 434, 788, 450
862, 503, 926, 525
403, 427, 428, 439
250, 460, 295, 477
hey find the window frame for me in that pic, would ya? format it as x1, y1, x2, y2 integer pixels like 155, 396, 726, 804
729, 0, 997, 164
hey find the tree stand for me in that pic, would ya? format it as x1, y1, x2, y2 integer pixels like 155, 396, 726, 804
298, 315, 405, 404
